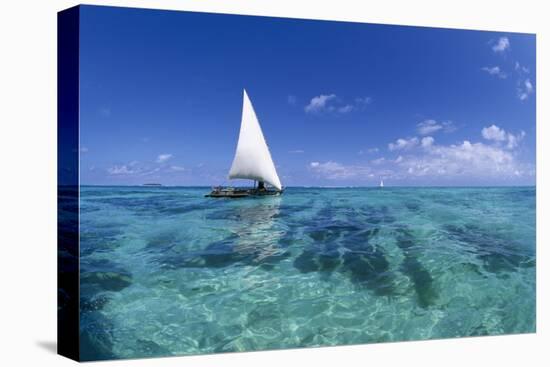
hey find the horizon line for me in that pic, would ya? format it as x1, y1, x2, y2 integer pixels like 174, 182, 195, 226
73, 184, 536, 188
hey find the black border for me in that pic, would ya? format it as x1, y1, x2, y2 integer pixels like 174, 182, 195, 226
57, 5, 80, 361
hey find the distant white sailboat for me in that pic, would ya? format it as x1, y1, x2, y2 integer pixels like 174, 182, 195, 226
379, 179, 384, 188
206, 89, 283, 198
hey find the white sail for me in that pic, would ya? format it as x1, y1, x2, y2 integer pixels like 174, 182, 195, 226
228, 89, 282, 191
380, 179, 384, 187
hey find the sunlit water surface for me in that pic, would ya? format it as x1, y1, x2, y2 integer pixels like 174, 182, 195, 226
78, 186, 535, 360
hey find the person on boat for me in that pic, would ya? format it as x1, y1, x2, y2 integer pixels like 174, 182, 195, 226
257, 181, 266, 191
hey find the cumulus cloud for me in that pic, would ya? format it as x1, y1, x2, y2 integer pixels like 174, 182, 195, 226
492, 37, 510, 53
310, 140, 532, 183
156, 153, 173, 163
421, 136, 434, 148
397, 137, 534, 181
388, 137, 419, 151
304, 94, 337, 113
309, 125, 531, 183
482, 66, 507, 79
397, 140, 522, 178
482, 124, 507, 141
505, 130, 526, 149
482, 124, 525, 149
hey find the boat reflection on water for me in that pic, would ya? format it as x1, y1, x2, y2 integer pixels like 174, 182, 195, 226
229, 196, 286, 265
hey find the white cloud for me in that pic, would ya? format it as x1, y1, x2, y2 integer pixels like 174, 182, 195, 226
515, 62, 529, 74
481, 124, 525, 149
482, 66, 507, 79
525, 79, 534, 93
305, 94, 371, 114
388, 137, 419, 151
417, 120, 441, 135
107, 162, 161, 176
517, 78, 534, 101
141, 167, 161, 176
108, 165, 138, 175
338, 104, 354, 113
359, 147, 379, 155
482, 124, 507, 141
506, 130, 526, 149
512, 62, 534, 101
492, 37, 510, 53
309, 128, 532, 183
517, 92, 528, 101
421, 136, 434, 148
416, 119, 455, 135
309, 161, 372, 180
397, 140, 531, 179
156, 153, 173, 163
304, 94, 336, 113
106, 160, 190, 179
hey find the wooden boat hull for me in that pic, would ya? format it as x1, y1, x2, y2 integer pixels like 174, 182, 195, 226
205, 188, 283, 198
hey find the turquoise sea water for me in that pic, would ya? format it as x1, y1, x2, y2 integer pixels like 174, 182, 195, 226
78, 186, 536, 360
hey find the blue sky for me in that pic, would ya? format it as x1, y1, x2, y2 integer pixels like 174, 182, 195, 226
79, 5, 536, 186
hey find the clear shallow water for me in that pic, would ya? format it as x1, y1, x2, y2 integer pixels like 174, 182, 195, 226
79, 186, 536, 360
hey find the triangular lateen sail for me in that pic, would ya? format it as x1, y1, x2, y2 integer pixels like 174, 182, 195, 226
228, 89, 282, 191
